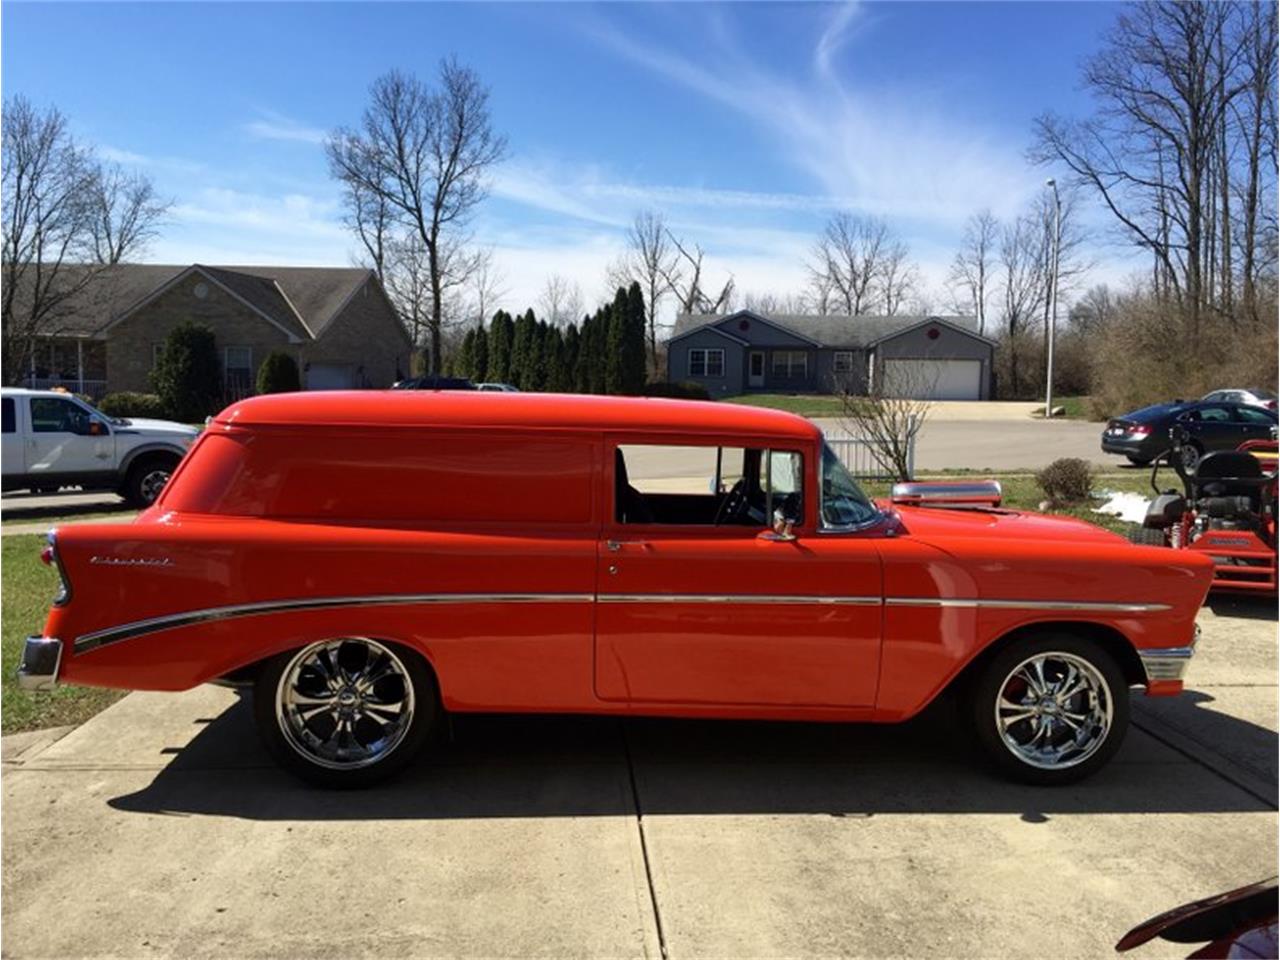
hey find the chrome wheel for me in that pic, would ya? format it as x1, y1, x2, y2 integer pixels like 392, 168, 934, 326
139, 468, 170, 504
276, 638, 415, 770
994, 651, 1113, 770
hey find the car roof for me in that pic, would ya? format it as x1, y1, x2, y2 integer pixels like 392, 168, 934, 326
214, 391, 822, 441
0, 387, 81, 398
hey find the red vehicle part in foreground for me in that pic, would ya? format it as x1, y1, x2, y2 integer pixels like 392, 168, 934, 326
1116, 877, 1278, 958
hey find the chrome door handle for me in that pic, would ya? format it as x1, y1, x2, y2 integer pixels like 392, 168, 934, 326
606, 540, 648, 552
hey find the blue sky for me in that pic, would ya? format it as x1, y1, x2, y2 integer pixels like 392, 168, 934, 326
3, 1, 1132, 317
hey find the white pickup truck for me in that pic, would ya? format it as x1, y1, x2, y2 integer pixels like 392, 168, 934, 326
1, 388, 199, 506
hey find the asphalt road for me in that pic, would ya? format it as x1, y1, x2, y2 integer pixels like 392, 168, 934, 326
3, 597, 1275, 958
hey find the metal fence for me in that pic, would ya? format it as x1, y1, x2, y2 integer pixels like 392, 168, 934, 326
21, 377, 108, 400
825, 416, 918, 481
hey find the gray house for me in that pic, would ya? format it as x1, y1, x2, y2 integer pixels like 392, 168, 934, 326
666, 311, 996, 400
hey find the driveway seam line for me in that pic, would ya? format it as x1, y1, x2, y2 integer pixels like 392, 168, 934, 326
621, 722, 669, 960
1132, 715, 1277, 810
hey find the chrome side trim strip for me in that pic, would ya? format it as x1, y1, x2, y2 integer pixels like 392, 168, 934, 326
1139, 645, 1195, 681
74, 593, 594, 654
74, 591, 1172, 654
884, 598, 1171, 613
597, 594, 882, 605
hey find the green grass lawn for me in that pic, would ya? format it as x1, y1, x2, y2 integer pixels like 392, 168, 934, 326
2, 535, 125, 734
722, 393, 848, 418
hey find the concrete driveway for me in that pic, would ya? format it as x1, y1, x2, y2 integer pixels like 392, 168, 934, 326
3, 598, 1275, 959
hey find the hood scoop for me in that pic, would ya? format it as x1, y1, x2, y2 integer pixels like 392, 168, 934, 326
891, 480, 1003, 508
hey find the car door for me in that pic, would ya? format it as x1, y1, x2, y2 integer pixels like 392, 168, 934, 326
1181, 404, 1239, 453
594, 438, 883, 708
1, 397, 24, 482
25, 395, 113, 479
1231, 404, 1278, 444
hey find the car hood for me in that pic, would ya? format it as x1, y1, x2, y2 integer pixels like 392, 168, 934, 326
891, 504, 1128, 546
115, 418, 200, 439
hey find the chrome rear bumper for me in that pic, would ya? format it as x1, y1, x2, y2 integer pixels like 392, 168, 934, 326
17, 636, 62, 691
1140, 625, 1198, 683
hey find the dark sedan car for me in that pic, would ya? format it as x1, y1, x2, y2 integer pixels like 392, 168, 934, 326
1102, 400, 1277, 470
392, 376, 477, 390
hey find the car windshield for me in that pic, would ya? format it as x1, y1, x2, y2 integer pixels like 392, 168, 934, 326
820, 442, 879, 528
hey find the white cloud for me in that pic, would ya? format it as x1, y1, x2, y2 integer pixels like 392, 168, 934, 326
245, 110, 328, 145
586, 7, 1040, 227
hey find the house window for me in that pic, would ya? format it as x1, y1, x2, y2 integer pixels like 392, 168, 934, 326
224, 346, 253, 395
833, 352, 854, 373
689, 348, 724, 378
772, 351, 808, 379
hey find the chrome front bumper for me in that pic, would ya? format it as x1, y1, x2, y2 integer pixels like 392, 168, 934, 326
1140, 626, 1198, 683
17, 636, 62, 691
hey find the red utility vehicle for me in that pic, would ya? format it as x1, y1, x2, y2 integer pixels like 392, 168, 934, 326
20, 393, 1214, 787
1138, 427, 1277, 593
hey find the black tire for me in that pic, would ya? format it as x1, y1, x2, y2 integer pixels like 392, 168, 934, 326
969, 633, 1130, 785
1128, 526, 1168, 546
1180, 442, 1203, 474
253, 637, 438, 788
121, 453, 179, 507
1125, 455, 1152, 467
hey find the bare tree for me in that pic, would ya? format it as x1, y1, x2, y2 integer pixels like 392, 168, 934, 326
2, 96, 165, 384
383, 234, 433, 352
327, 62, 507, 372
466, 248, 506, 326
1070, 283, 1116, 336
342, 178, 394, 283
537, 273, 583, 327
948, 210, 998, 334
608, 211, 676, 371
997, 212, 1046, 397
1031, 1, 1259, 337
879, 239, 917, 316
838, 362, 934, 481
660, 230, 734, 315
738, 290, 810, 315
809, 213, 895, 315
88, 163, 168, 265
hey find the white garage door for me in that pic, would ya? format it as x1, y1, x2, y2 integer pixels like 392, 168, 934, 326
882, 359, 983, 400
305, 363, 356, 390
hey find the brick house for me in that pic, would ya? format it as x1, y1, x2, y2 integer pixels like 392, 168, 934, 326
17, 263, 413, 399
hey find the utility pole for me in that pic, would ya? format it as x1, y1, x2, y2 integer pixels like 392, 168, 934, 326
1044, 178, 1061, 420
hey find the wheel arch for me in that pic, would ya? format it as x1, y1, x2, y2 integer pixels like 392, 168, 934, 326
215, 633, 445, 701
949, 619, 1147, 696
118, 442, 187, 477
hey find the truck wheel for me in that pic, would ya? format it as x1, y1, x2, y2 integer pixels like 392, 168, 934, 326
121, 454, 178, 507
1128, 527, 1168, 547
253, 637, 438, 788
970, 633, 1129, 785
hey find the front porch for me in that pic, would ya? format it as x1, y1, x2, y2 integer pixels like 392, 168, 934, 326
22, 337, 108, 399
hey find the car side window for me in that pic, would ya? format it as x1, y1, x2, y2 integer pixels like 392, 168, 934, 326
1196, 406, 1231, 423
29, 397, 89, 434
2, 398, 14, 434
614, 444, 802, 527
1234, 405, 1274, 425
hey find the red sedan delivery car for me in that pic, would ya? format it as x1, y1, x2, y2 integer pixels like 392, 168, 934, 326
20, 393, 1213, 787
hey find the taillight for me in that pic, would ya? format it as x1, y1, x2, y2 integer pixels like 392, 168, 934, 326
44, 532, 71, 606
1129, 424, 1151, 438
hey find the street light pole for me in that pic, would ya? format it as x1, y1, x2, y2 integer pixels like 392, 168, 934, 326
1045, 178, 1061, 420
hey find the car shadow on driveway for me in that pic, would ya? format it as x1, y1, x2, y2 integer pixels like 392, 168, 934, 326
107, 690, 1275, 821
